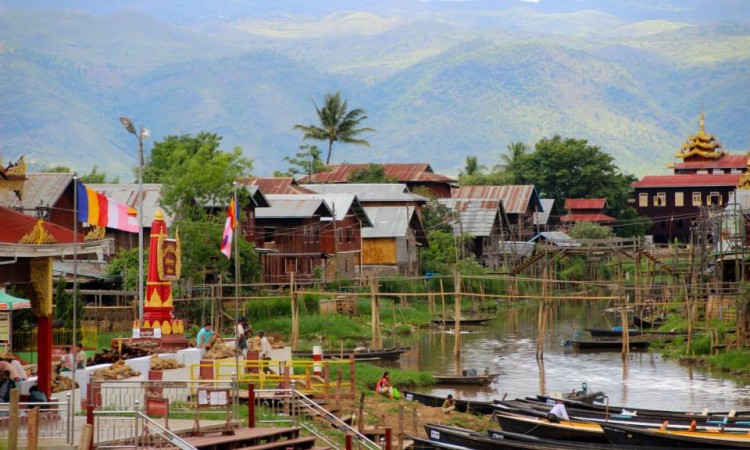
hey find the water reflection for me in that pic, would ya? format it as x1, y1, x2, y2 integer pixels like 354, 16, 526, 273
390, 300, 750, 411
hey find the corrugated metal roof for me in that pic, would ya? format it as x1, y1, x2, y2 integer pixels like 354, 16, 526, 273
560, 213, 615, 223
265, 194, 371, 226
0, 172, 74, 211
239, 185, 271, 207
256, 196, 333, 219
362, 206, 414, 238
534, 198, 555, 226
564, 198, 606, 210
497, 185, 542, 214
451, 186, 503, 200
633, 174, 741, 187
437, 197, 500, 237
674, 155, 746, 169
87, 183, 171, 226
300, 163, 456, 184
304, 183, 428, 203
530, 231, 581, 247
239, 177, 315, 195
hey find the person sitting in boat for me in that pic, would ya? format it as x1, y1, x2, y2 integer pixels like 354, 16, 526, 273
548, 400, 570, 422
442, 394, 456, 414
376, 371, 394, 398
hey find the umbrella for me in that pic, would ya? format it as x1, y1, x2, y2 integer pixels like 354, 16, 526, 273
0, 290, 31, 311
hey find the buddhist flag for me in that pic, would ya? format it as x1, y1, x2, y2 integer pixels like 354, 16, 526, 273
220, 199, 237, 259
76, 182, 139, 233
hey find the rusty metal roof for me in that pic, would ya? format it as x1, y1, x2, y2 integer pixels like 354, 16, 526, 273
564, 198, 607, 210
496, 185, 542, 214
560, 213, 615, 223
0, 172, 74, 212
300, 163, 456, 184
257, 196, 333, 219
239, 177, 316, 195
304, 183, 428, 203
87, 183, 170, 226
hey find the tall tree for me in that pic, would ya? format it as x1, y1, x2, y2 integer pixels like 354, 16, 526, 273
459, 156, 485, 177
294, 91, 374, 164
348, 164, 397, 183
281, 144, 327, 178
517, 135, 646, 237
500, 141, 529, 183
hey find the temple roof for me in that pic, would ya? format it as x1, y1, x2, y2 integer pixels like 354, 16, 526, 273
673, 154, 747, 170
633, 174, 742, 188
675, 113, 725, 161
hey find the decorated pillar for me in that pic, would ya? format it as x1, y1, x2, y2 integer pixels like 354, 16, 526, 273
137, 209, 184, 336
30, 257, 54, 398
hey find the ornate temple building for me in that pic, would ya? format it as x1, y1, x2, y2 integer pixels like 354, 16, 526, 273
631, 114, 747, 243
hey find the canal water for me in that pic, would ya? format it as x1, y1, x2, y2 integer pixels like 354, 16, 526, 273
387, 300, 750, 412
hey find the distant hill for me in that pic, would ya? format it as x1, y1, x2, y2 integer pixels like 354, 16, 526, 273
0, 2, 748, 179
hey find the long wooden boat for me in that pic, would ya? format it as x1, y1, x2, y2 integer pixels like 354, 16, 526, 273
529, 395, 750, 419
425, 423, 612, 450
496, 400, 750, 433
494, 411, 608, 443
291, 347, 409, 361
585, 328, 684, 338
403, 390, 496, 415
434, 373, 499, 386
535, 389, 605, 404
601, 422, 750, 448
486, 428, 665, 450
633, 315, 667, 328
431, 317, 496, 326
568, 339, 651, 350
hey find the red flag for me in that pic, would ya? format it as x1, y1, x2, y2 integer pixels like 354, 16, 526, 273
220, 199, 236, 259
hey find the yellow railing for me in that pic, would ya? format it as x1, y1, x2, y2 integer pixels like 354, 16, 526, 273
190, 358, 356, 399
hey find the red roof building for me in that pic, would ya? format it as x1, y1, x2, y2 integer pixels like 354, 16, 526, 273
298, 163, 456, 198
561, 198, 614, 224
631, 113, 747, 243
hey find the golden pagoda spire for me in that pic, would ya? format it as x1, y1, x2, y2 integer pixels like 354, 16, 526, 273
675, 113, 723, 160
738, 154, 750, 190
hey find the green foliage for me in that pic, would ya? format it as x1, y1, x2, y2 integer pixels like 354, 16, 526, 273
559, 257, 587, 281
709, 350, 750, 372
420, 197, 454, 234
615, 207, 651, 238
459, 156, 485, 177
42, 165, 72, 173
568, 221, 613, 240
79, 165, 118, 183
348, 164, 397, 183
517, 136, 636, 221
500, 141, 529, 183
106, 248, 141, 290
293, 91, 374, 164
244, 295, 321, 323
53, 277, 83, 330
281, 144, 327, 178
354, 362, 435, 392
421, 230, 457, 274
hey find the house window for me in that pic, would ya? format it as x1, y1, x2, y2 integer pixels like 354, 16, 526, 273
264, 227, 275, 243
674, 192, 684, 207
707, 192, 722, 206
315, 224, 320, 242
639, 193, 648, 207
697, 169, 708, 175
692, 192, 702, 206
654, 193, 667, 207
347, 228, 354, 243
284, 257, 297, 274
337, 228, 344, 244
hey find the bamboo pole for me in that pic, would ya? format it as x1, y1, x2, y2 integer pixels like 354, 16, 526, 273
440, 279, 446, 329
453, 272, 462, 358
290, 272, 299, 351
371, 278, 382, 350
9, 389, 19, 450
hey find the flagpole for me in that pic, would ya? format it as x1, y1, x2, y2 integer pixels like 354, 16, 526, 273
233, 182, 241, 385
72, 176, 79, 430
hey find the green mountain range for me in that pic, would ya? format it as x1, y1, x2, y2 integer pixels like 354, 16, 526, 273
0, 1, 748, 179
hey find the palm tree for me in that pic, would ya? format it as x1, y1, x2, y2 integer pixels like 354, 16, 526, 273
460, 155, 485, 177
294, 91, 375, 165
499, 141, 529, 182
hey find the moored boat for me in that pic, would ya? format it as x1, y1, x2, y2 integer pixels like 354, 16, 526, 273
601, 422, 750, 448
633, 315, 667, 328
403, 390, 496, 415
434, 372, 499, 386
431, 317, 496, 326
567, 339, 651, 350
292, 347, 408, 361
494, 411, 608, 443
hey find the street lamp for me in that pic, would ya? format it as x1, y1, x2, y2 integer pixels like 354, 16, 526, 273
119, 116, 150, 327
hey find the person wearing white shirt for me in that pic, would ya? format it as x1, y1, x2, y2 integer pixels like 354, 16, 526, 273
549, 401, 570, 422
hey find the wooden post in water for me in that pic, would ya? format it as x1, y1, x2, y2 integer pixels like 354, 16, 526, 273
371, 278, 382, 349
621, 294, 630, 356
440, 279, 447, 328
9, 389, 19, 450
453, 271, 462, 358
536, 267, 548, 360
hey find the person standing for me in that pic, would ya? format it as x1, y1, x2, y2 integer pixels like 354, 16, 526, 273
258, 330, 272, 359
75, 343, 87, 369
196, 322, 214, 349
236, 318, 248, 359
60, 346, 74, 372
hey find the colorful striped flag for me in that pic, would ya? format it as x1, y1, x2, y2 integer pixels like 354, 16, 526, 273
220, 199, 237, 259
76, 182, 139, 233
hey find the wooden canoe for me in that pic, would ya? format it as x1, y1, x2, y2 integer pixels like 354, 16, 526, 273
568, 339, 651, 350
431, 317, 496, 326
601, 422, 750, 448
403, 390, 496, 415
434, 373, 499, 386
493, 411, 608, 443
292, 347, 408, 361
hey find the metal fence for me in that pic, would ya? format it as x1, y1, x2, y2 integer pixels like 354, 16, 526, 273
0, 394, 75, 445
190, 358, 356, 399
13, 326, 99, 354
94, 410, 197, 450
